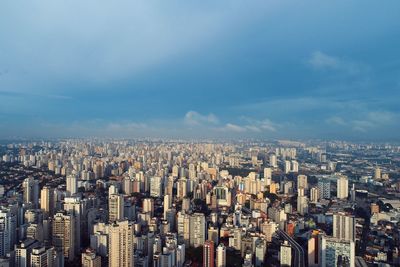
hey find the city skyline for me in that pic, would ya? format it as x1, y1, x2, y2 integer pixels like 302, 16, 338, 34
1, 1, 400, 140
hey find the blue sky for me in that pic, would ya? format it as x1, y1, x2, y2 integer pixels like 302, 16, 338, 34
1, 1, 400, 140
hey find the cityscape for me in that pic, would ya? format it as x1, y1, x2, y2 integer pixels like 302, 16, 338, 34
0, 140, 399, 266
1, 1, 400, 267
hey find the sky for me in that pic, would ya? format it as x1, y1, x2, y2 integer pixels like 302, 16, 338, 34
1, 1, 400, 140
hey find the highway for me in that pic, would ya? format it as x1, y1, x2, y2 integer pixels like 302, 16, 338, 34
278, 229, 305, 267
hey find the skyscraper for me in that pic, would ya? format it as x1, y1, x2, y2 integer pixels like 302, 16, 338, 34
30, 246, 55, 267
280, 241, 292, 267
63, 197, 82, 255
203, 240, 214, 267
269, 154, 277, 168
310, 187, 319, 203
189, 213, 206, 248
321, 236, 355, 267
108, 220, 134, 267
333, 213, 355, 241
108, 194, 124, 222
284, 160, 291, 174
337, 176, 349, 199
216, 243, 226, 267
297, 175, 308, 190
52, 212, 75, 262
66, 174, 77, 197
317, 178, 331, 200
264, 168, 272, 186
40, 186, 54, 217
81, 248, 101, 267
0, 208, 17, 257
297, 188, 308, 215
150, 176, 162, 197
23, 177, 39, 208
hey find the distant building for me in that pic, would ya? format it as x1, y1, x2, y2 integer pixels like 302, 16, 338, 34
317, 179, 331, 200
337, 176, 349, 199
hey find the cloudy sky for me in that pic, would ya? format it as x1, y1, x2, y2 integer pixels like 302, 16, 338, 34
1, 1, 400, 140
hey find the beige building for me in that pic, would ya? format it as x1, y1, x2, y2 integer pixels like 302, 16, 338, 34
108, 220, 134, 267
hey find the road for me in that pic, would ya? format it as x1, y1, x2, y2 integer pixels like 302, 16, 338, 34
278, 229, 305, 267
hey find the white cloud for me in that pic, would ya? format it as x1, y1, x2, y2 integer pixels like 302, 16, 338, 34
308, 51, 367, 75
222, 123, 247, 132
325, 116, 346, 126
184, 111, 219, 126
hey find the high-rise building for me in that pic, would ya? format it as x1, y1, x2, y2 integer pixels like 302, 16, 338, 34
163, 194, 172, 219
177, 212, 190, 246
40, 186, 54, 217
333, 213, 355, 241
23, 177, 39, 208
30, 246, 55, 267
189, 213, 206, 248
109, 194, 124, 222
108, 220, 134, 267
216, 243, 226, 267
0, 208, 17, 257
280, 241, 292, 267
142, 198, 154, 217
150, 176, 162, 197
374, 167, 381, 180
66, 174, 77, 197
52, 212, 75, 262
203, 240, 214, 267
321, 236, 355, 267
269, 154, 277, 168
264, 168, 272, 186
297, 175, 308, 190
255, 239, 266, 267
64, 197, 82, 255
310, 187, 319, 203
297, 188, 308, 215
317, 179, 331, 200
284, 161, 291, 174
308, 230, 321, 267
81, 248, 101, 267
337, 176, 349, 199
291, 160, 299, 173
15, 239, 40, 267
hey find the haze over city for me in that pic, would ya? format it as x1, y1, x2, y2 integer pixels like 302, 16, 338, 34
1, 1, 400, 140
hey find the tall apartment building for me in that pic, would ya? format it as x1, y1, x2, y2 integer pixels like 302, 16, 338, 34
108, 194, 124, 222
333, 213, 355, 241
203, 240, 214, 267
52, 212, 75, 262
337, 176, 349, 199
108, 220, 134, 267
